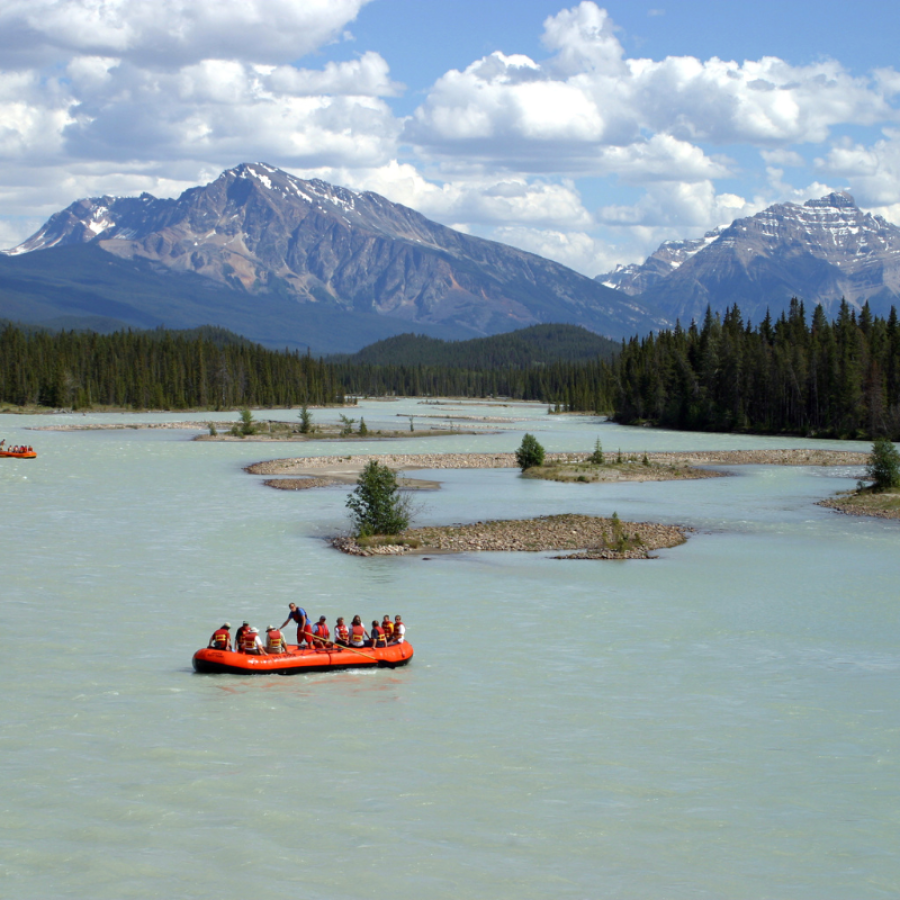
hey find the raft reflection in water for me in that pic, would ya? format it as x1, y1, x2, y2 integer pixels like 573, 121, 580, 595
192, 640, 414, 675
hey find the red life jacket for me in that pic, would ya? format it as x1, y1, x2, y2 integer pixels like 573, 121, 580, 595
336, 623, 349, 642
350, 624, 366, 645
316, 623, 330, 641
211, 629, 230, 649
382, 621, 394, 639
240, 631, 258, 652
267, 629, 285, 652
372, 625, 386, 648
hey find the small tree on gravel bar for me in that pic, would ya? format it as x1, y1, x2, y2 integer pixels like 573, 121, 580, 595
347, 461, 411, 537
866, 437, 900, 491
516, 433, 545, 470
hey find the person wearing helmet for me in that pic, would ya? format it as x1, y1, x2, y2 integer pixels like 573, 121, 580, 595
208, 622, 232, 651
239, 625, 267, 655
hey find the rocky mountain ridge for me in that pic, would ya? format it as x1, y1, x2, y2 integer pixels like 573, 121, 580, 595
597, 192, 900, 324
3, 163, 660, 344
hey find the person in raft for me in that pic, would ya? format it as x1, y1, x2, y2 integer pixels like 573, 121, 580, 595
208, 622, 232, 651
239, 626, 267, 655
334, 617, 350, 647
370, 620, 387, 649
265, 625, 287, 654
381, 615, 394, 642
348, 615, 368, 648
280, 603, 310, 647
234, 620, 251, 648
391, 615, 406, 644
311, 615, 330, 649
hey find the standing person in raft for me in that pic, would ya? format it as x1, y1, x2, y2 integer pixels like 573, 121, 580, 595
280, 602, 310, 648
208, 622, 232, 651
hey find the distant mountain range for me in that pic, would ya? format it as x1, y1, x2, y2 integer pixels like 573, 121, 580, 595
0, 163, 659, 353
597, 192, 900, 324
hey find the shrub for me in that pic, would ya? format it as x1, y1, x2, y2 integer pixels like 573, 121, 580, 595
208, 423, 217, 437
589, 438, 604, 465
339, 414, 356, 436
867, 437, 900, 491
346, 461, 411, 537
298, 405, 312, 434
359, 417, 368, 436
515, 433, 545, 470
239, 408, 255, 436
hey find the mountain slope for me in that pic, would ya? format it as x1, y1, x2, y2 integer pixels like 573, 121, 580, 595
597, 193, 900, 324
3, 163, 661, 348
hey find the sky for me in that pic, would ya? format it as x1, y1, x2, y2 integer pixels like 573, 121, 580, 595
1, 0, 899, 276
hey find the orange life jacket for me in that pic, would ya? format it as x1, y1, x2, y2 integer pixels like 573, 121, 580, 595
267, 629, 285, 652
382, 621, 394, 638
350, 624, 366, 646
372, 626, 386, 648
336, 623, 349, 642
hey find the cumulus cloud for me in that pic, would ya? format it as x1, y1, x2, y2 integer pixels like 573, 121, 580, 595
408, 1, 896, 173
816, 131, 900, 209
598, 180, 759, 228
296, 161, 594, 231
0, 0, 373, 68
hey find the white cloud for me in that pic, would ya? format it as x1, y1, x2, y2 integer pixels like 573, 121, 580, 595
408, 1, 896, 174
0, 0, 373, 68
296, 161, 594, 231
490, 225, 620, 274
816, 131, 900, 208
598, 180, 759, 228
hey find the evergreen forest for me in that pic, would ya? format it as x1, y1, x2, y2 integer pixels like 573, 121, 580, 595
3, 299, 899, 440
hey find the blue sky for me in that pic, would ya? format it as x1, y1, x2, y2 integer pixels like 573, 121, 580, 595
1, 0, 899, 275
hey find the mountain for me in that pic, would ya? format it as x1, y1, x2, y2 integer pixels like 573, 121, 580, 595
598, 228, 724, 296
335, 324, 620, 368
1, 163, 661, 353
597, 192, 900, 324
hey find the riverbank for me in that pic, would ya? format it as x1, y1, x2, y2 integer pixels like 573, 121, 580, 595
249, 447, 869, 483
819, 488, 900, 520
332, 513, 689, 560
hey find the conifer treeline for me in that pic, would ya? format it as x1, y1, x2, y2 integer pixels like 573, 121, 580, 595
0, 326, 344, 409
607, 300, 900, 439
4, 300, 900, 441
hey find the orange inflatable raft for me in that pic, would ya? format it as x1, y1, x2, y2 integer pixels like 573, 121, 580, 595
0, 449, 36, 459
192, 641, 414, 675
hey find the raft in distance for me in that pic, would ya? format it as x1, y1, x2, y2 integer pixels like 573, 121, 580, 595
192, 641, 414, 675
0, 450, 36, 458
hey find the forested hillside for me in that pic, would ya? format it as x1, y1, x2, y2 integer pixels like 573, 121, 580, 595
4, 302, 899, 441
0, 326, 345, 409
336, 324, 619, 368
605, 300, 900, 439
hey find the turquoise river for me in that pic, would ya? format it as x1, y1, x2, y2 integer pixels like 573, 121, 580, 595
1, 400, 898, 899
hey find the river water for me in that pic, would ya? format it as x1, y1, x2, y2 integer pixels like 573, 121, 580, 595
2, 401, 898, 899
